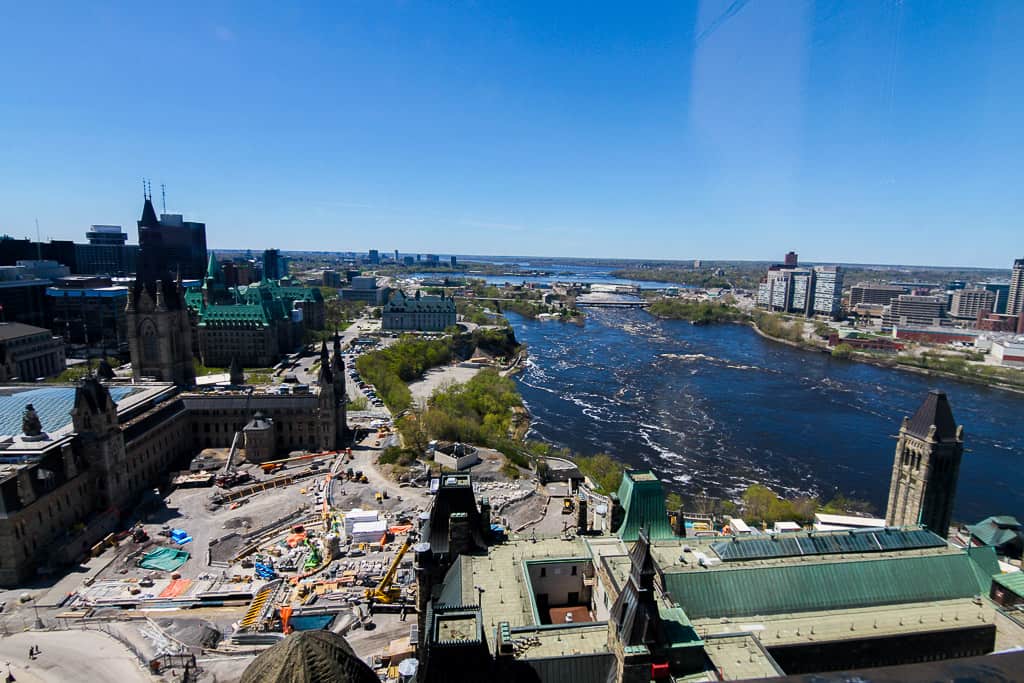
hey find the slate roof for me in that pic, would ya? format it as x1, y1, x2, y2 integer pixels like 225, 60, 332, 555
436, 554, 470, 607
514, 653, 615, 683
662, 547, 998, 619
423, 474, 487, 558
240, 631, 378, 683
905, 390, 958, 441
610, 528, 666, 648
138, 197, 159, 228
0, 322, 51, 341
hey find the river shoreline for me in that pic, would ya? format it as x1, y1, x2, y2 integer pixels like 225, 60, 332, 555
745, 320, 1024, 396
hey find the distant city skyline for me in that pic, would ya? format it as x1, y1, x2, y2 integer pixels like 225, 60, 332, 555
1, 2, 1022, 267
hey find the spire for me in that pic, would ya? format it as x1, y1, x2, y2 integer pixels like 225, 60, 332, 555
138, 196, 159, 228
317, 341, 333, 386
229, 356, 244, 385
331, 330, 343, 372
206, 251, 222, 281
905, 390, 959, 442
609, 527, 665, 648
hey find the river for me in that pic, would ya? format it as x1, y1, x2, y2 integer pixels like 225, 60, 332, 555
408, 263, 685, 289
509, 308, 1023, 523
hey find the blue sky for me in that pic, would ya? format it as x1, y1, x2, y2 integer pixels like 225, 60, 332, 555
1, 1, 1021, 267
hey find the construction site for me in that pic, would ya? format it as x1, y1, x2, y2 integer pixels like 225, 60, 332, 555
7, 411, 544, 682
3, 383, 1024, 682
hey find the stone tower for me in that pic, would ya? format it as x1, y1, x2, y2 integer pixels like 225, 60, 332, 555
331, 332, 347, 445
71, 377, 130, 510
126, 197, 196, 387
885, 390, 965, 536
316, 341, 338, 452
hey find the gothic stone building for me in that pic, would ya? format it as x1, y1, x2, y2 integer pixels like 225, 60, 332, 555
885, 390, 965, 536
382, 290, 456, 332
182, 253, 325, 368
0, 339, 345, 585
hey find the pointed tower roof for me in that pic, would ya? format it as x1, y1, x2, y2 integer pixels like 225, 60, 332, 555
73, 375, 115, 415
609, 527, 666, 648
206, 252, 223, 281
138, 197, 159, 228
229, 356, 244, 385
317, 341, 333, 386
96, 358, 116, 381
906, 390, 959, 441
240, 631, 378, 683
331, 331, 344, 372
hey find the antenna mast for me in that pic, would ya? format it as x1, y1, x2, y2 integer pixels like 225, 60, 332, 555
161, 184, 167, 214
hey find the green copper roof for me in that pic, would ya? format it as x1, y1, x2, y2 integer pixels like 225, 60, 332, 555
662, 548, 997, 619
206, 251, 221, 280
616, 470, 675, 542
199, 304, 270, 327
968, 516, 1024, 548
184, 277, 321, 328
993, 571, 1024, 596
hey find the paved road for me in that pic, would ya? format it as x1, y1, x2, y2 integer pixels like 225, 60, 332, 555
0, 631, 150, 683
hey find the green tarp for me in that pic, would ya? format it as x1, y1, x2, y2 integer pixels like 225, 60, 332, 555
139, 547, 190, 572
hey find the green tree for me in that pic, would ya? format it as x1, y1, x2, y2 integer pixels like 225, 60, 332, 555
831, 343, 854, 359
576, 453, 624, 495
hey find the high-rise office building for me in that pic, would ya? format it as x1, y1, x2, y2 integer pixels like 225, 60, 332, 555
450, 255, 458, 268
882, 294, 947, 328
850, 283, 908, 307
811, 266, 843, 317
85, 225, 127, 246
368, 249, 380, 265
136, 196, 208, 281
784, 251, 798, 267
982, 282, 1010, 315
949, 288, 997, 320
756, 259, 843, 319
1007, 259, 1024, 316
263, 248, 282, 280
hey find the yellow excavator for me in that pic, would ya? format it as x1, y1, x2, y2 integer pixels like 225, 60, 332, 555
364, 537, 413, 604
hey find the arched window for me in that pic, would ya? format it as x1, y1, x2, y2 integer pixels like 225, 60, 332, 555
140, 319, 158, 360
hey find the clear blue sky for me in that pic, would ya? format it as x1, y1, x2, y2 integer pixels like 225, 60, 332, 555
1, 1, 1021, 267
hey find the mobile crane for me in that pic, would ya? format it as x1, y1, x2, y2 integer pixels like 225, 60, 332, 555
216, 388, 253, 488
364, 535, 414, 604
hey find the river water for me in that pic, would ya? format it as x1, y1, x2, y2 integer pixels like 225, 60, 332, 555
509, 308, 1023, 523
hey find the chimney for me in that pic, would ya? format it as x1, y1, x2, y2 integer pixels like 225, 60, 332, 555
479, 497, 491, 541
448, 512, 472, 557
576, 495, 588, 532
